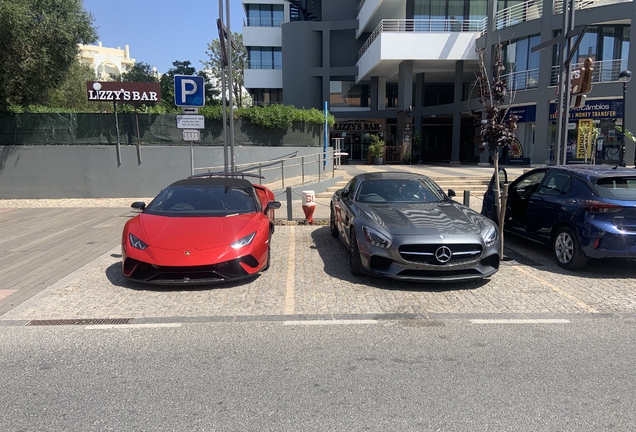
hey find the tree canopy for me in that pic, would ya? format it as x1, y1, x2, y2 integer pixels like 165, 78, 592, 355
159, 61, 219, 110
204, 32, 247, 107
0, 0, 97, 110
120, 62, 159, 83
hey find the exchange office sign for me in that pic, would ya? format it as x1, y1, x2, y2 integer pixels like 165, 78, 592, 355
86, 81, 161, 103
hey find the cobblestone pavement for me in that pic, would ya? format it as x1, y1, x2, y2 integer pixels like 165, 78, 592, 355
2, 225, 635, 323
2, 163, 634, 323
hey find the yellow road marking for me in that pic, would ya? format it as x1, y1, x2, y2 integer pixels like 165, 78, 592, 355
513, 266, 598, 313
284, 226, 296, 315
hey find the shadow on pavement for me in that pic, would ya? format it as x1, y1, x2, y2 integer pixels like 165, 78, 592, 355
105, 262, 262, 291
310, 226, 491, 292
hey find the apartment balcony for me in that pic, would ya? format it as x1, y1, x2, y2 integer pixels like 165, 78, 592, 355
243, 22, 282, 47
495, 0, 609, 31
357, 0, 406, 38
500, 59, 629, 92
549, 58, 630, 86
356, 19, 485, 82
244, 66, 283, 89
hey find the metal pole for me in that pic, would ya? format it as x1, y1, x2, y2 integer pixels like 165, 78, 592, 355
113, 100, 121, 166
281, 160, 285, 189
219, 0, 228, 174
301, 156, 305, 185
286, 187, 293, 221
226, 0, 236, 173
323, 101, 328, 170
135, 111, 142, 164
190, 143, 194, 176
621, 81, 627, 167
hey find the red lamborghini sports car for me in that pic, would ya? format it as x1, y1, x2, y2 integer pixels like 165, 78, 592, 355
121, 174, 281, 285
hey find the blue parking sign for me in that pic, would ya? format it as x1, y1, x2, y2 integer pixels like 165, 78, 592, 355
174, 75, 205, 107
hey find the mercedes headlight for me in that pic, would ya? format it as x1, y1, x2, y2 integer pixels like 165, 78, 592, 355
482, 223, 498, 247
231, 232, 256, 249
362, 226, 392, 249
129, 233, 148, 250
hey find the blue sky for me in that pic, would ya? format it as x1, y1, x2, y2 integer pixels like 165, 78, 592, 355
83, 0, 245, 74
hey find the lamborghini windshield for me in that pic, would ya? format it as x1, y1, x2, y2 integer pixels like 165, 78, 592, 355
145, 184, 258, 216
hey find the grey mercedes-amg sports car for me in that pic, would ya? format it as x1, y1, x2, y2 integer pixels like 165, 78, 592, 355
330, 172, 501, 282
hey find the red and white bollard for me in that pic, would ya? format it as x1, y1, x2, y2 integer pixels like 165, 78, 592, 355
302, 190, 316, 224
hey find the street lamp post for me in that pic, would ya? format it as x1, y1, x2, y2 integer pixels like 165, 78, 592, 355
618, 70, 632, 167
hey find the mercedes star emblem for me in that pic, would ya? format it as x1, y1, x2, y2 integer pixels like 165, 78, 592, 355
435, 246, 452, 263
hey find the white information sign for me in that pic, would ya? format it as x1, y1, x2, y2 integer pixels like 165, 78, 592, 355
183, 129, 200, 141
176, 115, 205, 129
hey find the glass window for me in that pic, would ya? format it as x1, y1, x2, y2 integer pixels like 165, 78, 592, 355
469, 0, 487, 20
246, 4, 283, 27
539, 172, 572, 196
577, 27, 598, 62
594, 177, 636, 200
330, 81, 370, 107
248, 48, 281, 69
146, 184, 257, 216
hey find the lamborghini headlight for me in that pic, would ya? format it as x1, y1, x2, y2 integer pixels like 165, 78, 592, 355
362, 226, 392, 249
482, 223, 498, 247
129, 233, 148, 250
231, 232, 256, 249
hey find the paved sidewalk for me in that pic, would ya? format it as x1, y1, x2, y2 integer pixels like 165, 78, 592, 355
2, 224, 636, 324
0, 163, 536, 319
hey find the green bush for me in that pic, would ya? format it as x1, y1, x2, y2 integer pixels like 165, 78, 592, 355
368, 134, 385, 158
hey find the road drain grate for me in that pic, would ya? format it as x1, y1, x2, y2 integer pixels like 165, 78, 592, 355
26, 318, 133, 326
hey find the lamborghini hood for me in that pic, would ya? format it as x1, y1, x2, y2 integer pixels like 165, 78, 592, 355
138, 214, 259, 250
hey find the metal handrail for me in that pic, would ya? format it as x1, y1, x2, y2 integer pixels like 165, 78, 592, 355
357, 18, 487, 61
193, 150, 338, 190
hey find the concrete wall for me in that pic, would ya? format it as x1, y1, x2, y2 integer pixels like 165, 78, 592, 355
0, 145, 334, 199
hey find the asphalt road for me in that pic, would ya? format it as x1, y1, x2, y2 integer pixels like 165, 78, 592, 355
1, 319, 635, 431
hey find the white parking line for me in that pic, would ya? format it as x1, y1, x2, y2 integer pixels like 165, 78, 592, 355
85, 323, 182, 330
513, 267, 598, 313
283, 320, 378, 326
470, 319, 570, 324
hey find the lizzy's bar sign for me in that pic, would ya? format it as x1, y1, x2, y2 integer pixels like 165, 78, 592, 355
86, 81, 161, 102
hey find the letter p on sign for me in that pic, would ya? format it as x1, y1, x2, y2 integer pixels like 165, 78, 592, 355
174, 75, 205, 107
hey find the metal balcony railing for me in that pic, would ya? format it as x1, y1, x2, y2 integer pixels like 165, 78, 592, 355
554, 0, 604, 14
502, 68, 541, 91
357, 18, 487, 61
245, 61, 283, 70
494, 0, 604, 31
550, 58, 629, 86
495, 0, 543, 30
243, 17, 284, 27
500, 59, 627, 91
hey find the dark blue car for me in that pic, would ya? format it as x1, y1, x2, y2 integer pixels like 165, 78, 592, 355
482, 165, 636, 270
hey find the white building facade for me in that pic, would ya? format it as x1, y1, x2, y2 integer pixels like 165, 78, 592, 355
78, 42, 136, 80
